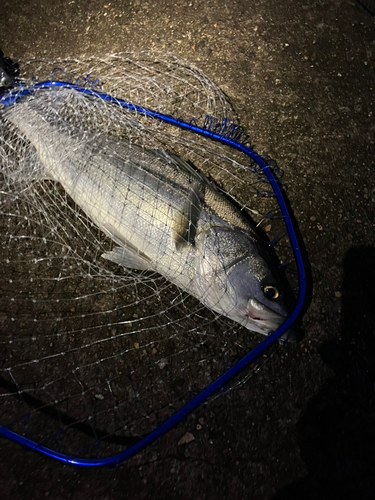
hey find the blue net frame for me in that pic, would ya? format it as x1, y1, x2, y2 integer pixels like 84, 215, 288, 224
0, 80, 306, 466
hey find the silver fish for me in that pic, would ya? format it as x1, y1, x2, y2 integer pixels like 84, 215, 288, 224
3, 91, 289, 335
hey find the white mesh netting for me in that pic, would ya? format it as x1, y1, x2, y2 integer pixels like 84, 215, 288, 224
0, 52, 296, 459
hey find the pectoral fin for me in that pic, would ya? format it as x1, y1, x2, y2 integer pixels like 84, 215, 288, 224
173, 181, 205, 250
101, 246, 151, 271
101, 222, 152, 270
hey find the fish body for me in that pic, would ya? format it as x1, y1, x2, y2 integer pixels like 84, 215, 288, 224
3, 90, 289, 335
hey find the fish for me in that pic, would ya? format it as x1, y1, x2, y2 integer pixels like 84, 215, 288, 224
2, 89, 290, 335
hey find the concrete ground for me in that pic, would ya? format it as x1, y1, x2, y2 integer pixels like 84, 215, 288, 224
1, 0, 375, 498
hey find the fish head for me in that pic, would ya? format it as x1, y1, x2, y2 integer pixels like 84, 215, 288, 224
195, 226, 289, 335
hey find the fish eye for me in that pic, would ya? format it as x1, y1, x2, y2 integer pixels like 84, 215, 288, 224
263, 285, 279, 300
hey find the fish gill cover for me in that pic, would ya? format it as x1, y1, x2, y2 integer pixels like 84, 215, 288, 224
0, 52, 302, 463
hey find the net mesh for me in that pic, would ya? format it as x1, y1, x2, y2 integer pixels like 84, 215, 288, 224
0, 52, 297, 459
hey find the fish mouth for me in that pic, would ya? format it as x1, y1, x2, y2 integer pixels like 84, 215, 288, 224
245, 298, 287, 334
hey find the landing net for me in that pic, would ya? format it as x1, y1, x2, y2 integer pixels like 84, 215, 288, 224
0, 52, 305, 465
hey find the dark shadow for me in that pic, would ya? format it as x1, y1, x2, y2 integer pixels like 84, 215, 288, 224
356, 0, 375, 16
274, 246, 375, 499
0, 375, 142, 448
0, 48, 19, 91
